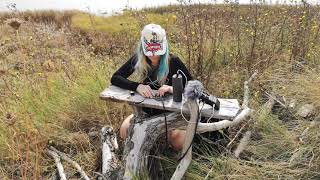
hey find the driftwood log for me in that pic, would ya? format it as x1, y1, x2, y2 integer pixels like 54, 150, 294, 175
101, 126, 120, 179
99, 72, 257, 179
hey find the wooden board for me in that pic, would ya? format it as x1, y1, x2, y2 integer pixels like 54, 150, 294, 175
100, 85, 241, 120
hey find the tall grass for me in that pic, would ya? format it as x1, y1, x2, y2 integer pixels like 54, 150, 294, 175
0, 18, 129, 178
1, 2, 320, 179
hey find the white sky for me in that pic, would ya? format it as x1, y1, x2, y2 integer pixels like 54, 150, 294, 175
0, 0, 319, 15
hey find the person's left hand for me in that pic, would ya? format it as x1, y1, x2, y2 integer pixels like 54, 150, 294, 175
158, 85, 173, 97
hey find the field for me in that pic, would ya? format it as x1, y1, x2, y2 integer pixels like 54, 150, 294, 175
0, 2, 320, 179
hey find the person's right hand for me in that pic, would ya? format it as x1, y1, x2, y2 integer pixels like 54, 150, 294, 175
136, 84, 154, 98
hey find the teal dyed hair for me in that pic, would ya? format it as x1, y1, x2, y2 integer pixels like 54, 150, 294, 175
135, 42, 170, 85
157, 43, 169, 85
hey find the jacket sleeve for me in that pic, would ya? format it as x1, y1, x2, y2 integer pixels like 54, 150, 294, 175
110, 55, 140, 91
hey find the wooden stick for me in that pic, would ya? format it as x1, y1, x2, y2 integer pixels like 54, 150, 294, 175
171, 100, 199, 180
242, 71, 258, 109
234, 131, 252, 158
170, 147, 192, 180
49, 146, 90, 180
196, 108, 251, 133
264, 91, 286, 108
47, 149, 67, 180
226, 122, 248, 149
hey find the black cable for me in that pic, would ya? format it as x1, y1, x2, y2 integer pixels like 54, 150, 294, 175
133, 97, 146, 105
160, 97, 168, 148
134, 94, 169, 146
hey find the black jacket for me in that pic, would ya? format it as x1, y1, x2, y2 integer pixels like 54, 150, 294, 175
110, 54, 193, 115
111, 54, 193, 91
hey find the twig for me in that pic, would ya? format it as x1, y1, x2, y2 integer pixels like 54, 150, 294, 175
47, 149, 67, 180
226, 121, 248, 149
263, 91, 286, 108
204, 166, 214, 180
242, 71, 258, 109
49, 146, 90, 180
299, 121, 318, 143
308, 151, 315, 168
234, 131, 252, 158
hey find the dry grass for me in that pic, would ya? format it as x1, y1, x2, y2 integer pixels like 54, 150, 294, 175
0, 3, 320, 179
0, 16, 130, 178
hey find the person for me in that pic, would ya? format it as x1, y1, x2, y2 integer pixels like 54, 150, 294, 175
110, 24, 193, 150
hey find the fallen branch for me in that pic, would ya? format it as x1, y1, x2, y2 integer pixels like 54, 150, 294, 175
263, 91, 286, 108
171, 100, 198, 180
171, 148, 192, 180
47, 149, 67, 180
226, 121, 249, 149
242, 71, 258, 109
101, 126, 120, 178
234, 131, 252, 158
229, 71, 257, 158
196, 108, 251, 133
49, 146, 90, 180
232, 96, 275, 158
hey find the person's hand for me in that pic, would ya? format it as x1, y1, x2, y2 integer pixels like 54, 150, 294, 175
158, 85, 173, 97
136, 84, 154, 98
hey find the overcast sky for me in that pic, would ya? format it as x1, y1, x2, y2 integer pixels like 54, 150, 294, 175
1, 0, 319, 15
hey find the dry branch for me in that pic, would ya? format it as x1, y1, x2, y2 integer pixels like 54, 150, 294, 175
234, 131, 252, 158
49, 146, 90, 180
171, 149, 192, 180
171, 100, 198, 180
196, 108, 251, 133
101, 126, 120, 178
264, 91, 286, 108
47, 149, 67, 180
226, 122, 248, 149
242, 71, 258, 109
228, 71, 257, 157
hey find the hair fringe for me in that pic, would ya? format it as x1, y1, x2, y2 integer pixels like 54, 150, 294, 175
135, 41, 169, 86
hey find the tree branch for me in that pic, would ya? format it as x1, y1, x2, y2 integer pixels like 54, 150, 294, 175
171, 100, 198, 180
47, 149, 67, 180
49, 146, 90, 180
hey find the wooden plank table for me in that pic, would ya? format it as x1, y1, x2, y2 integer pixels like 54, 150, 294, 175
100, 85, 241, 120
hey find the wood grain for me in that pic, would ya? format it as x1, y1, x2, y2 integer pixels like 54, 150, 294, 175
100, 85, 240, 120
